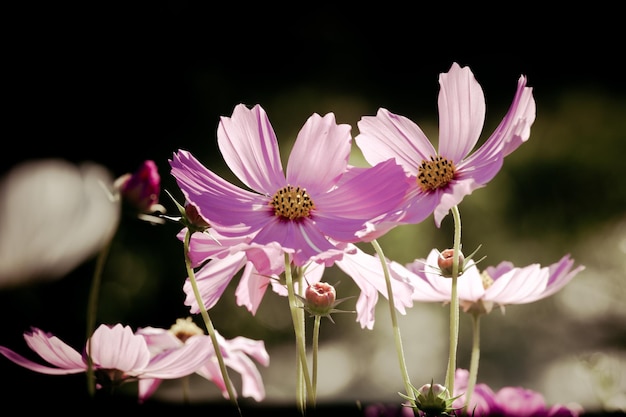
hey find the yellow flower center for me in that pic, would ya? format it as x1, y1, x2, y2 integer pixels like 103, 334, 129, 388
169, 317, 203, 343
480, 271, 494, 289
270, 185, 315, 220
417, 155, 456, 192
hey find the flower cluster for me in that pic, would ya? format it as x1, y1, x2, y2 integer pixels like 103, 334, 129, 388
0, 62, 588, 416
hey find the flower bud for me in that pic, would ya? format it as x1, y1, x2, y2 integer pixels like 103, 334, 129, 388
117, 160, 161, 213
414, 382, 452, 415
304, 282, 336, 316
437, 248, 464, 277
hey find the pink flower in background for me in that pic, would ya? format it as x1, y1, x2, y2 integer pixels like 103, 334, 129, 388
170, 103, 409, 267
355, 62, 536, 228
136, 318, 269, 403
0, 323, 212, 395
403, 249, 584, 314
453, 369, 583, 417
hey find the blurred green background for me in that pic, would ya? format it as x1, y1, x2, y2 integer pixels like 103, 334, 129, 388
1, 3, 624, 413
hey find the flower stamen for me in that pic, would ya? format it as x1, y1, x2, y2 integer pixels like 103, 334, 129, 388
417, 155, 456, 191
270, 185, 315, 220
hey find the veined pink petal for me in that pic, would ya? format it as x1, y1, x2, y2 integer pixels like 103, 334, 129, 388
483, 264, 549, 304
314, 159, 409, 224
523, 255, 585, 302
138, 378, 161, 404
286, 112, 352, 194
355, 107, 434, 172
235, 261, 272, 315
88, 324, 151, 371
23, 327, 85, 370
170, 150, 271, 234
217, 103, 286, 193
183, 252, 248, 313
221, 337, 269, 401
438, 62, 486, 163
141, 335, 213, 379
0, 346, 84, 375
335, 244, 414, 329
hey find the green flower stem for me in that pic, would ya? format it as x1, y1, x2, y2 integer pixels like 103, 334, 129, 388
284, 254, 314, 412
371, 239, 415, 408
184, 230, 240, 416
312, 314, 321, 404
85, 236, 113, 397
444, 205, 462, 396
465, 313, 481, 410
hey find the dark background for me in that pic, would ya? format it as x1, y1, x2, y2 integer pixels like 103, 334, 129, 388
1, 2, 625, 413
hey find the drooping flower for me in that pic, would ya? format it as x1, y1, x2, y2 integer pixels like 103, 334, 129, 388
170, 103, 409, 267
182, 229, 413, 329
402, 249, 584, 315
452, 369, 584, 417
136, 317, 269, 403
0, 323, 213, 397
355, 62, 536, 228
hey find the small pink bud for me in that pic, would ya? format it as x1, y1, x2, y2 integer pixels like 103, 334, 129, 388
119, 160, 161, 213
305, 282, 336, 316
437, 248, 464, 277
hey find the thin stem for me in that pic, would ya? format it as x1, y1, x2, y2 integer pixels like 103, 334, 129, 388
465, 313, 481, 411
312, 314, 321, 404
284, 254, 314, 412
444, 205, 462, 396
371, 239, 415, 407
85, 236, 113, 397
184, 230, 241, 416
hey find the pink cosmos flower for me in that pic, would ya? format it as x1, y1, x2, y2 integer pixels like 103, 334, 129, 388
170, 103, 409, 267
136, 317, 269, 403
0, 323, 213, 397
453, 369, 583, 417
402, 249, 584, 314
355, 62, 536, 228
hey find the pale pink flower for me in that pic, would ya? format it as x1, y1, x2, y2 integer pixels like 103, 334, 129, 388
170, 103, 409, 267
136, 318, 269, 403
355, 62, 536, 228
402, 249, 584, 314
0, 323, 213, 395
453, 369, 583, 417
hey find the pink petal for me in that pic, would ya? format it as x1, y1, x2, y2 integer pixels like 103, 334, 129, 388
438, 62, 486, 163
141, 335, 213, 379
23, 327, 85, 370
217, 104, 286, 193
183, 252, 248, 313
286, 112, 352, 194
89, 324, 151, 371
356, 107, 435, 172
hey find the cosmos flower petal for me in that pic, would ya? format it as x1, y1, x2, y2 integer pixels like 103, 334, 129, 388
138, 378, 162, 404
355, 107, 435, 171
314, 159, 409, 222
141, 335, 213, 379
235, 261, 271, 315
23, 327, 85, 370
0, 346, 84, 375
484, 265, 549, 304
183, 252, 248, 313
170, 150, 270, 234
438, 62, 486, 162
217, 103, 286, 193
463, 74, 536, 166
88, 323, 151, 371
286, 112, 352, 193
335, 244, 414, 329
